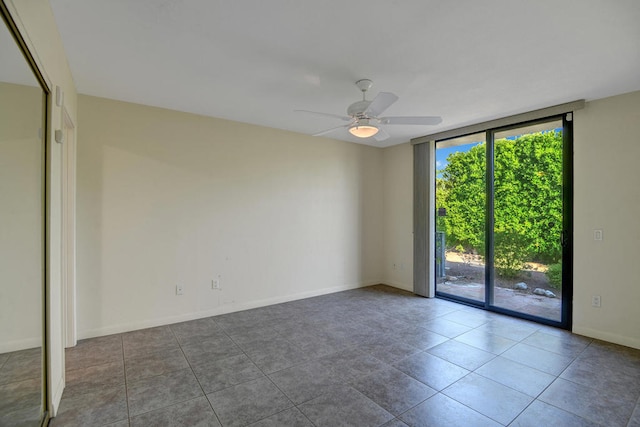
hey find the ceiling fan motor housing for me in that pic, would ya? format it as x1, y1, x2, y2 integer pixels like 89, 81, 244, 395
347, 100, 372, 119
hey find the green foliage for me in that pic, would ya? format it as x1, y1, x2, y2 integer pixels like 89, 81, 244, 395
494, 132, 563, 263
436, 143, 486, 254
436, 131, 563, 270
494, 230, 530, 278
546, 262, 563, 289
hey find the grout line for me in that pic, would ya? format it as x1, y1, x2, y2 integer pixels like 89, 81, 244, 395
117, 334, 132, 426
49, 287, 640, 426
172, 322, 233, 426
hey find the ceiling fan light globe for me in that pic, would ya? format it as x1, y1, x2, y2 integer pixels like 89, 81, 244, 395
349, 124, 379, 138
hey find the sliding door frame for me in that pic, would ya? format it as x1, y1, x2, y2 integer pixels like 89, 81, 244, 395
413, 102, 581, 329
484, 115, 572, 328
1, 1, 51, 424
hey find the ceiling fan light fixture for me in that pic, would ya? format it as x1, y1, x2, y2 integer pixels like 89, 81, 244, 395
295, 79, 442, 142
349, 121, 379, 138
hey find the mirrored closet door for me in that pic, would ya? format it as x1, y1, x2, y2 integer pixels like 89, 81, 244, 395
0, 5, 48, 426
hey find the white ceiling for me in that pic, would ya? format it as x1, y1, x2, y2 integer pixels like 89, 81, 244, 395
50, 0, 640, 147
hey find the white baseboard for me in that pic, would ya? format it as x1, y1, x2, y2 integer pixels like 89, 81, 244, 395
572, 326, 640, 350
78, 281, 376, 340
380, 281, 413, 293
0, 336, 42, 353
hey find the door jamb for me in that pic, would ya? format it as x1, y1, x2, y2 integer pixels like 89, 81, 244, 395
61, 107, 76, 348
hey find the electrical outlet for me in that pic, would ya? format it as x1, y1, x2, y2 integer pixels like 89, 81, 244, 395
594, 229, 603, 241
592, 295, 601, 307
176, 284, 184, 295
212, 279, 221, 290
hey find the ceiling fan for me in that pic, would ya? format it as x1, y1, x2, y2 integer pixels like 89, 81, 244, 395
295, 79, 442, 141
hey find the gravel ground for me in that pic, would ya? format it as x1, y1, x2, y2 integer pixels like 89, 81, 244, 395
441, 251, 560, 294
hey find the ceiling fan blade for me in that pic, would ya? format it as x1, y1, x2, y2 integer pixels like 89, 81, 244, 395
294, 110, 352, 121
365, 92, 399, 117
380, 116, 442, 126
313, 124, 350, 137
373, 127, 390, 142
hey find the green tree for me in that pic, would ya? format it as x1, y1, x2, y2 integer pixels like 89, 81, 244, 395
437, 143, 486, 253
437, 131, 563, 267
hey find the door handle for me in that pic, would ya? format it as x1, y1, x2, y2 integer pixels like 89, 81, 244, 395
560, 230, 568, 248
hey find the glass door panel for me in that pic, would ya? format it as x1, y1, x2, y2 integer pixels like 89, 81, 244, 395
490, 120, 564, 322
434, 116, 571, 328
435, 132, 486, 304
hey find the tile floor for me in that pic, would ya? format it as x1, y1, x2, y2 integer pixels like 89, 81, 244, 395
50, 285, 640, 427
0, 347, 43, 426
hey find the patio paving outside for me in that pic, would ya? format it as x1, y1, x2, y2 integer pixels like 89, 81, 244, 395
437, 252, 562, 322
437, 282, 561, 321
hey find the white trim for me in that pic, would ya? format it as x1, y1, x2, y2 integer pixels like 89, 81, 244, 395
381, 281, 412, 293
61, 108, 77, 348
572, 326, 640, 351
0, 337, 42, 353
77, 282, 377, 339
50, 376, 64, 417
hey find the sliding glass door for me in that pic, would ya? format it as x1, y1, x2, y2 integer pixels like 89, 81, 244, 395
435, 132, 487, 305
435, 116, 572, 328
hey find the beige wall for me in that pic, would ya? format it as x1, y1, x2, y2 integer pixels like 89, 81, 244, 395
382, 142, 414, 291
5, 0, 78, 414
4, 2, 637, 420
381, 90, 640, 349
0, 83, 43, 352
78, 89, 638, 349
76, 95, 384, 338
572, 90, 640, 349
